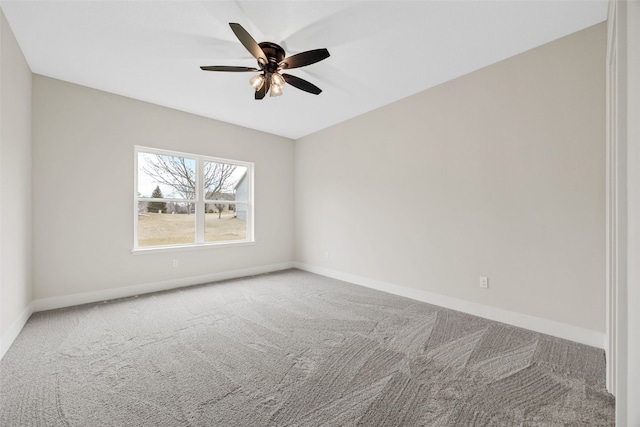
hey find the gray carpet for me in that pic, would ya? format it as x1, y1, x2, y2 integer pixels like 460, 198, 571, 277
0, 269, 614, 426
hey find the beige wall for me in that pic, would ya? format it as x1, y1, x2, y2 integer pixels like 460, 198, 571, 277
3, 16, 608, 355
295, 23, 606, 333
0, 10, 32, 350
32, 76, 294, 300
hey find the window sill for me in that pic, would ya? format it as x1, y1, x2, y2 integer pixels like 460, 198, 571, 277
131, 240, 255, 255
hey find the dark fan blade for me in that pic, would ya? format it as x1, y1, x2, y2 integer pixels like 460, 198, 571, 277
229, 23, 267, 65
255, 75, 270, 100
200, 66, 259, 72
282, 73, 322, 95
280, 48, 330, 70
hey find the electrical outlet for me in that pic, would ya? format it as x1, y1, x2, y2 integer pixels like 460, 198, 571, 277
172, 259, 179, 268
324, 251, 330, 259
479, 276, 489, 289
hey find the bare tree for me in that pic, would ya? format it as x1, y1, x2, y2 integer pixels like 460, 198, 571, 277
142, 155, 196, 199
214, 203, 225, 219
203, 161, 237, 199
142, 154, 237, 215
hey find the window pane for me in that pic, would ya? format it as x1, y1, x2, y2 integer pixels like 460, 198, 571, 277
135, 147, 253, 249
138, 203, 195, 246
204, 162, 248, 202
138, 152, 196, 199
205, 203, 247, 242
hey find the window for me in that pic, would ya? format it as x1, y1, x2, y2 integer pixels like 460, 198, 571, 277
134, 146, 253, 250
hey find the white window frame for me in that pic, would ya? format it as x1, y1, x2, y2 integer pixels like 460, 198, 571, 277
133, 146, 254, 252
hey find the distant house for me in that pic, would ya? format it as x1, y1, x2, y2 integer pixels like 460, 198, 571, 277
234, 171, 248, 221
204, 192, 234, 214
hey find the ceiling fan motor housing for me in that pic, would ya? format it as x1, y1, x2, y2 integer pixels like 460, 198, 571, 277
259, 42, 286, 73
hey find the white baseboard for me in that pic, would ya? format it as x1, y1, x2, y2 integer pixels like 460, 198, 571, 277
294, 262, 605, 349
4, 261, 603, 362
32, 262, 295, 312
0, 302, 34, 360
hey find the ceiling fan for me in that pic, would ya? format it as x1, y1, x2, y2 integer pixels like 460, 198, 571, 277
200, 23, 330, 100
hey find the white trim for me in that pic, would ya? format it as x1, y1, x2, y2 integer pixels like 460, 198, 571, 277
138, 197, 194, 203
3, 263, 605, 360
195, 157, 205, 242
605, 0, 618, 395
133, 145, 254, 250
131, 240, 256, 254
295, 262, 605, 349
32, 262, 294, 312
135, 145, 251, 168
0, 302, 34, 360
620, 1, 640, 425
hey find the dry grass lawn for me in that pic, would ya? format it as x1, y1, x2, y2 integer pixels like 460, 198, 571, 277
138, 212, 246, 246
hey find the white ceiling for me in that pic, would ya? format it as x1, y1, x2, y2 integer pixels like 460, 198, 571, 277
1, 1, 607, 139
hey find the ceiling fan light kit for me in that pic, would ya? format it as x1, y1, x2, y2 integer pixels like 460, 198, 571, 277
270, 83, 283, 97
249, 74, 265, 91
200, 23, 330, 100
